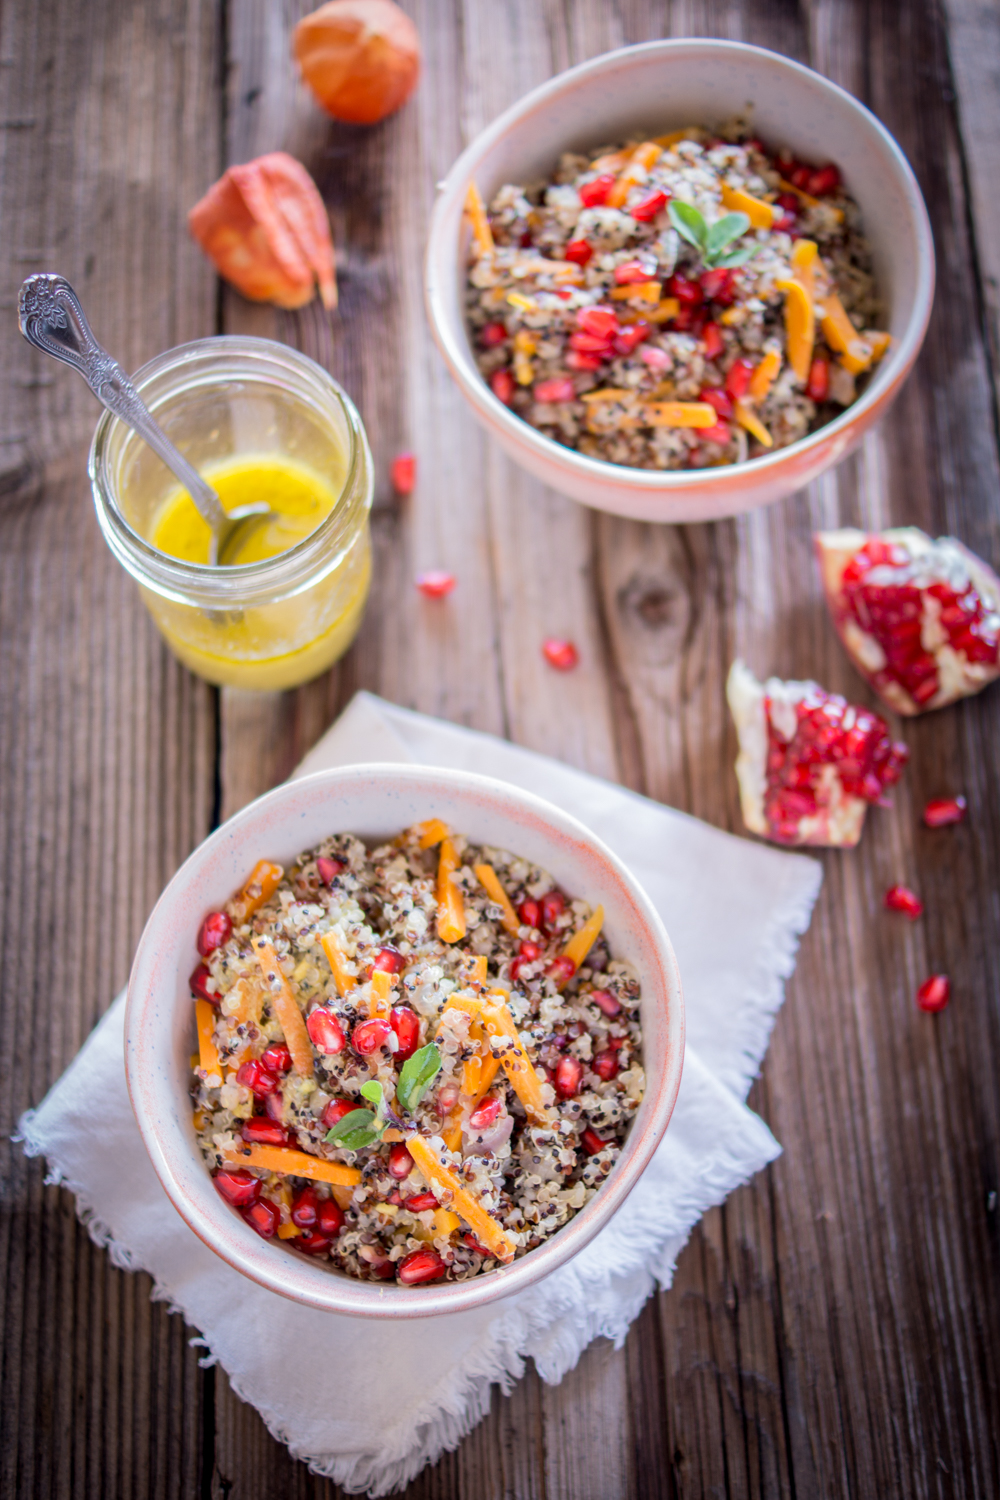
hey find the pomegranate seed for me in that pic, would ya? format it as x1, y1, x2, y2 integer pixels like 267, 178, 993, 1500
416, 570, 456, 599
464, 1232, 492, 1256
534, 377, 576, 404
436, 1081, 460, 1116
917, 974, 950, 1013
542, 638, 578, 671
242, 1198, 280, 1238
306, 1007, 346, 1055
261, 1042, 291, 1074
321, 1097, 357, 1130
592, 1048, 620, 1081
613, 323, 651, 355
702, 322, 724, 360
885, 885, 924, 919
509, 957, 530, 984
197, 911, 232, 956
579, 174, 616, 207
518, 939, 543, 962
699, 267, 735, 304
297, 1230, 333, 1254
555, 1055, 583, 1098
639, 345, 671, 370
390, 1005, 420, 1062
577, 306, 618, 340
589, 988, 622, 1017
700, 386, 734, 421
404, 1191, 439, 1212
236, 1059, 279, 1098
807, 356, 829, 402
570, 330, 615, 353
370, 1256, 397, 1280
923, 796, 967, 828
480, 321, 507, 347
699, 421, 731, 445
541, 891, 566, 930
390, 452, 416, 495
630, 189, 668, 222
546, 954, 577, 987
671, 307, 704, 335
567, 350, 604, 372
581, 1127, 610, 1154
490, 368, 515, 405
469, 1096, 502, 1130
777, 192, 800, 214
213, 1169, 260, 1208
773, 212, 797, 233
397, 1249, 448, 1285
388, 1143, 414, 1179
189, 964, 219, 1005
241, 1118, 290, 1147
808, 164, 841, 196
264, 1090, 285, 1123
564, 238, 593, 266
519, 899, 541, 930
351, 1017, 392, 1056
291, 1185, 319, 1229
669, 273, 703, 306
789, 163, 813, 190
725, 358, 754, 399
372, 945, 405, 974
316, 1197, 345, 1237
316, 855, 344, 885
614, 260, 655, 285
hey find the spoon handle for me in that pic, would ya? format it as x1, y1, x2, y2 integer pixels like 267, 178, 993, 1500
18, 274, 227, 533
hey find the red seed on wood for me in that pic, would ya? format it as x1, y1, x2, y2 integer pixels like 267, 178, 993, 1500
916, 974, 950, 1013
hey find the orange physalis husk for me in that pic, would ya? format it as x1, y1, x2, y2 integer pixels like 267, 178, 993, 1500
293, 0, 420, 126
188, 151, 337, 311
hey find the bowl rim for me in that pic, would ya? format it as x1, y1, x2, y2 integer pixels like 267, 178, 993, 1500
125, 761, 685, 1317
424, 36, 936, 496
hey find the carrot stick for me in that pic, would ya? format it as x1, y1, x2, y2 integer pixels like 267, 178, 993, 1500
370, 968, 393, 1018
252, 938, 314, 1077
748, 348, 783, 401
464, 182, 494, 258
734, 399, 773, 449
277, 1222, 302, 1239
229, 860, 284, 924
436, 838, 467, 943
407, 1135, 515, 1263
720, 182, 775, 229
194, 999, 220, 1076
562, 904, 605, 970
442, 1117, 463, 1153
480, 992, 551, 1125
415, 817, 449, 849
472, 864, 520, 935
222, 1144, 361, 1185
319, 930, 356, 998
775, 279, 814, 382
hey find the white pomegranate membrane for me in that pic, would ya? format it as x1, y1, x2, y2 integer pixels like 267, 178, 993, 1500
189, 825, 644, 1285
815, 527, 1000, 715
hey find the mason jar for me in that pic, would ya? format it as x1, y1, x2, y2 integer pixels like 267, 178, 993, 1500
89, 336, 373, 690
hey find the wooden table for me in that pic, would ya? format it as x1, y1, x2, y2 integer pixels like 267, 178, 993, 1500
3, 2, 999, 1495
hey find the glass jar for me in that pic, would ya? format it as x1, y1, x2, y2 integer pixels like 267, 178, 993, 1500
89, 336, 373, 690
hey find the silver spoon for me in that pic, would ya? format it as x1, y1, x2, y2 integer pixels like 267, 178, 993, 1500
17, 274, 272, 567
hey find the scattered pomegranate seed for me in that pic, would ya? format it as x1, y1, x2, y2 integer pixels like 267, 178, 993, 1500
306, 1007, 346, 1055
416, 570, 456, 599
725, 358, 754, 399
372, 945, 405, 974
639, 344, 671, 370
316, 1197, 345, 1237
388, 1143, 415, 1179
351, 1017, 393, 1056
581, 1127, 610, 1154
297, 1230, 333, 1254
291, 1185, 319, 1229
189, 964, 219, 1005
808, 164, 841, 196
807, 356, 829, 402
567, 349, 604, 372
397, 1249, 448, 1285
702, 322, 724, 360
321, 1097, 357, 1130
519, 899, 541, 930
777, 192, 800, 215
671, 306, 705, 335
213, 1169, 260, 1208
490, 368, 515, 404
469, 1096, 502, 1130
631, 189, 668, 222
788, 162, 813, 190
699, 421, 731, 445
613, 322, 650, 355
923, 796, 967, 828
479, 321, 507, 347
773, 211, 797, 232
390, 452, 416, 495
699, 267, 736, 304
540, 891, 566, 931
554, 1055, 583, 1098
700, 386, 734, 421
542, 638, 578, 671
577, 305, 619, 340
579, 174, 616, 207
614, 259, 655, 285
464, 1232, 492, 1257
589, 988, 622, 1017
534, 377, 576, 404
241, 1118, 290, 1147
670, 272, 703, 306
404, 1191, 439, 1212
242, 1198, 280, 1238
592, 1047, 620, 1081
436, 1081, 460, 1116
197, 911, 232, 957
570, 330, 614, 353
546, 954, 577, 987
236, 1059, 279, 1098
390, 1005, 420, 1061
316, 856, 344, 885
884, 885, 924, 919
564, 238, 593, 266
916, 974, 950, 1013
261, 1042, 291, 1074
518, 939, 543, 962
508, 956, 529, 984
264, 1090, 285, 1123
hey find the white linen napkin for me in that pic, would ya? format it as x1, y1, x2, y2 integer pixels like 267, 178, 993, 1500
19, 692, 822, 1496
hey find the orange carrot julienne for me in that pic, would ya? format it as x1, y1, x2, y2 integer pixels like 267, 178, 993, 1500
480, 992, 551, 1125
370, 968, 393, 1018
473, 864, 520, 935
229, 859, 283, 924
407, 1135, 515, 1262
416, 817, 449, 849
194, 999, 220, 1076
436, 838, 467, 943
561, 904, 605, 971
252, 938, 314, 1077
748, 348, 783, 401
320, 930, 356, 997
223, 1143, 361, 1186
464, 182, 494, 258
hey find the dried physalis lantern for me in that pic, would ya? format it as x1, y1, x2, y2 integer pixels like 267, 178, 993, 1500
293, 0, 420, 126
188, 151, 337, 311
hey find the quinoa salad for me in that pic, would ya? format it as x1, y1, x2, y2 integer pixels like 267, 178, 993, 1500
189, 820, 644, 1286
464, 122, 889, 471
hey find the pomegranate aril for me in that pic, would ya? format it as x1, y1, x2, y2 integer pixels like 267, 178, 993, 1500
390, 1005, 420, 1062
388, 1142, 415, 1179
589, 988, 621, 1017
581, 1127, 610, 1154
923, 796, 967, 828
577, 305, 618, 339
242, 1198, 280, 1238
639, 344, 671, 370
699, 421, 731, 445
297, 1230, 333, 1254
534, 377, 576, 404
612, 323, 650, 355
404, 1191, 439, 1212
540, 891, 566, 930
725, 358, 754, 399
669, 273, 703, 306
777, 192, 800, 214
372, 945, 405, 974
469, 1096, 502, 1130
241, 1118, 290, 1146
316, 855, 344, 885
518, 939, 542, 962
807, 356, 829, 402
189, 964, 219, 1005
321, 1097, 357, 1130
518, 899, 541, 931
464, 1232, 492, 1257
579, 174, 616, 207
700, 386, 734, 421
306, 1007, 346, 1055
570, 330, 614, 353
546, 954, 577, 987
265, 1090, 285, 1123
884, 885, 924, 919
291, 1185, 319, 1229
630, 189, 668, 222
699, 267, 735, 304
808, 164, 841, 196
592, 1047, 620, 1081
261, 1042, 291, 1074
213, 1169, 260, 1208
773, 212, 797, 233
490, 369, 515, 405
567, 350, 604, 372
416, 570, 456, 599
554, 1055, 583, 1099
564, 238, 593, 266
197, 911, 232, 956
916, 974, 950, 1013
480, 321, 508, 347
316, 1197, 345, 1237
702, 322, 724, 360
614, 259, 655, 285
397, 1249, 448, 1285
390, 452, 416, 495
236, 1059, 279, 1098
542, 638, 578, 671
351, 1017, 393, 1056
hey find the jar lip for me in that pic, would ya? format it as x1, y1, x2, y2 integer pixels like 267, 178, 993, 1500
88, 336, 371, 603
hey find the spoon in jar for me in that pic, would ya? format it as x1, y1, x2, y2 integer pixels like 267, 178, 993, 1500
17, 274, 272, 567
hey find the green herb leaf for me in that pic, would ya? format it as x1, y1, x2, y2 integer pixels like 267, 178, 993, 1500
668, 200, 706, 250
706, 212, 749, 256
710, 245, 756, 268
325, 1107, 381, 1150
360, 1080, 384, 1107
397, 1043, 443, 1114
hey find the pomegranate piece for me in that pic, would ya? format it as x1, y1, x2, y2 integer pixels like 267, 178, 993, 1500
534, 377, 575, 404
416, 570, 456, 599
567, 350, 604, 372
702, 322, 724, 360
639, 345, 671, 371
390, 451, 416, 495
464, 1232, 492, 1257
306, 1007, 346, 1055
241, 1118, 290, 1147
923, 795, 967, 828
725, 358, 754, 399
727, 660, 909, 847
316, 855, 344, 885
291, 1184, 319, 1229
579, 174, 616, 207
518, 939, 542, 962
316, 1197, 345, 1237
469, 1096, 502, 1130
321, 1097, 357, 1130
614, 259, 655, 285
372, 944, 405, 974
351, 1017, 393, 1056
213, 1168, 260, 1208
389, 1005, 420, 1061
404, 1191, 439, 1212
807, 356, 829, 402
189, 964, 219, 1005
260, 1042, 291, 1074
480, 321, 507, 347
236, 1058, 279, 1097
197, 910, 232, 957
577, 305, 618, 340
699, 421, 731, 446
554, 1055, 583, 1099
490, 368, 515, 405
808, 164, 841, 196
398, 1249, 448, 1285
546, 954, 577, 986
592, 1047, 620, 1082
613, 323, 650, 356
669, 273, 703, 306
542, 637, 578, 671
564, 238, 593, 266
885, 885, 924, 919
540, 890, 566, 931
297, 1230, 333, 1254
589, 988, 622, 1018
917, 974, 950, 1013
815, 527, 1000, 714
700, 386, 734, 421
242, 1198, 281, 1238
518, 898, 541, 931
581, 1127, 610, 1154
630, 189, 668, 222
388, 1142, 415, 1179
700, 267, 735, 304
264, 1090, 286, 1124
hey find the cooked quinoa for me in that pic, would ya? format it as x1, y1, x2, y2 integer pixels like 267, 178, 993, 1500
465, 121, 887, 470
189, 821, 644, 1285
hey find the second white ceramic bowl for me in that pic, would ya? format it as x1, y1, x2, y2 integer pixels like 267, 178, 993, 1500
425, 39, 935, 523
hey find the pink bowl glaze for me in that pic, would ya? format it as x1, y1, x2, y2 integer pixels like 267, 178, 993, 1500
125, 764, 684, 1317
424, 39, 935, 523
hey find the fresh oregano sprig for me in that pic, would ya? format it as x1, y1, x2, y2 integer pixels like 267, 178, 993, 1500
324, 1079, 405, 1151
396, 1043, 442, 1115
668, 201, 754, 269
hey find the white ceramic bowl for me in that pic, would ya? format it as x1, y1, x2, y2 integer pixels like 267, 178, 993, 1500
126, 764, 684, 1317
425, 39, 935, 523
